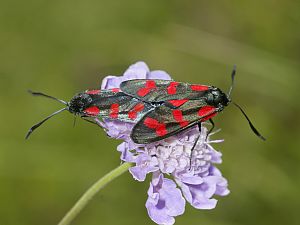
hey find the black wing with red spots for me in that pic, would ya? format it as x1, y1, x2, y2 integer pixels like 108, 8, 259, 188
131, 99, 219, 144
82, 89, 153, 123
120, 79, 212, 103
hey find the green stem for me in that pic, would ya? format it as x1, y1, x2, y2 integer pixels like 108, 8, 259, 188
58, 162, 133, 225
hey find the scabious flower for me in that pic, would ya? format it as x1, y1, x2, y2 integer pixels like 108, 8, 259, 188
97, 62, 229, 225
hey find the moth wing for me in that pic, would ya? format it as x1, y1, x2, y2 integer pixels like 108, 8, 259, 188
120, 79, 210, 102
131, 100, 218, 144
83, 91, 153, 123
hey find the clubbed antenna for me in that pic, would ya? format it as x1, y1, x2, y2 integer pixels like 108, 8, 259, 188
233, 102, 266, 141
227, 65, 237, 98
73, 116, 77, 128
28, 90, 68, 105
26, 90, 68, 139
25, 108, 67, 139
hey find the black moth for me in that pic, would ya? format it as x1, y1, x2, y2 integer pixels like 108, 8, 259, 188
26, 66, 265, 143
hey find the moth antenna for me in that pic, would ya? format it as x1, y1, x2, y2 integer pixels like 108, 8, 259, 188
233, 102, 266, 141
25, 108, 67, 139
28, 90, 68, 105
227, 65, 237, 98
73, 116, 77, 128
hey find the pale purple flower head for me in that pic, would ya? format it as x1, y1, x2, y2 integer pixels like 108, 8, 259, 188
97, 62, 229, 225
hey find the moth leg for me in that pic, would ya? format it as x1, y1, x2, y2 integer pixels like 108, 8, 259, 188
206, 119, 215, 140
189, 122, 202, 170
198, 122, 202, 133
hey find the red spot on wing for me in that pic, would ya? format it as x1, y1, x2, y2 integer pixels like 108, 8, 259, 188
198, 106, 215, 116
144, 117, 168, 137
156, 125, 168, 137
137, 80, 156, 97
144, 118, 159, 128
84, 106, 100, 116
111, 88, 120, 93
172, 110, 189, 127
86, 90, 100, 94
198, 106, 217, 121
167, 82, 179, 95
190, 85, 209, 91
110, 103, 119, 119
168, 99, 188, 107
201, 113, 217, 121
128, 103, 145, 120
128, 112, 136, 120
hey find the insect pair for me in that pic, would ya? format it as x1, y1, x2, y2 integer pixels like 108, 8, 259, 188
26, 66, 265, 144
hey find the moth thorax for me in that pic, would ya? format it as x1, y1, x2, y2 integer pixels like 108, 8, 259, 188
68, 93, 93, 114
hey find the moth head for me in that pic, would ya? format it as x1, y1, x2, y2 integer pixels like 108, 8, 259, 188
68, 93, 93, 114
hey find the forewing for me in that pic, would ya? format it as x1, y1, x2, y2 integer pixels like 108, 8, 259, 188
131, 100, 218, 144
120, 79, 211, 103
83, 90, 153, 123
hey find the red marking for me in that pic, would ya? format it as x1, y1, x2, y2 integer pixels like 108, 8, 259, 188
167, 82, 179, 95
137, 80, 156, 97
198, 106, 216, 121
111, 88, 120, 93
84, 106, 100, 116
86, 90, 100, 95
201, 113, 217, 122
198, 106, 215, 117
128, 112, 136, 120
190, 85, 209, 91
168, 99, 188, 107
144, 117, 167, 137
128, 103, 145, 120
110, 104, 119, 119
144, 118, 159, 128
172, 110, 189, 127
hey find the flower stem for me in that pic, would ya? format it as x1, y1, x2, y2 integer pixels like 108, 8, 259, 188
58, 162, 133, 225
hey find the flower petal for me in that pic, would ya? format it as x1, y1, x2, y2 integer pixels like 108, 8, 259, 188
148, 70, 171, 80
129, 154, 158, 181
101, 75, 123, 89
177, 169, 229, 210
96, 119, 134, 139
209, 167, 230, 196
177, 171, 204, 185
146, 173, 185, 225
117, 142, 136, 162
123, 61, 149, 79
177, 179, 217, 210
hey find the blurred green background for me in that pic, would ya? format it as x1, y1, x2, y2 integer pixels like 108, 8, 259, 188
1, 0, 300, 225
